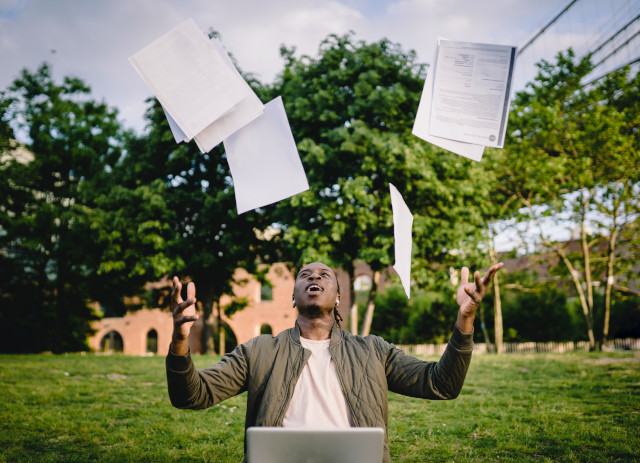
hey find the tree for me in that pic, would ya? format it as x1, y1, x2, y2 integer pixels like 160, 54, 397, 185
0, 93, 13, 153
0, 64, 124, 352
127, 87, 271, 353
488, 50, 640, 350
266, 33, 491, 335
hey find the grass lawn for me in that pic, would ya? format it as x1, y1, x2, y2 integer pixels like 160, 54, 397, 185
1, 350, 638, 462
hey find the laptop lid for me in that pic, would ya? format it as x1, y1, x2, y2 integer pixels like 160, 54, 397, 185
246, 427, 384, 463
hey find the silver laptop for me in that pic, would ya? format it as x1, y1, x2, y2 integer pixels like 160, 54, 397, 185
246, 427, 384, 463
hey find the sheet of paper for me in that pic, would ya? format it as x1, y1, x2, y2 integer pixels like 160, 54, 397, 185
163, 106, 188, 143
428, 39, 516, 148
223, 96, 309, 214
412, 47, 485, 161
192, 38, 265, 153
389, 183, 413, 299
129, 18, 250, 140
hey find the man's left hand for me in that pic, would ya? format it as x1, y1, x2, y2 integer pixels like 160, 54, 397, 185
455, 262, 503, 333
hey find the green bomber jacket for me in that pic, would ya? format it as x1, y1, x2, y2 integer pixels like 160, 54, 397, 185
166, 323, 474, 463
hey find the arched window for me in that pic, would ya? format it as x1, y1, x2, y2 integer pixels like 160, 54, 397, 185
260, 283, 273, 301
260, 324, 273, 335
354, 275, 372, 292
100, 331, 123, 353
353, 274, 373, 308
146, 329, 158, 354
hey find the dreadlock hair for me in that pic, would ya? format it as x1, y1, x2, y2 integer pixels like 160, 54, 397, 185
334, 277, 343, 329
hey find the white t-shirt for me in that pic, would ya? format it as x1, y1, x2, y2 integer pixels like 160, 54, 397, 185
282, 337, 354, 428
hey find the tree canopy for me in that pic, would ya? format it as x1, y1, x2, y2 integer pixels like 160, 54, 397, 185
484, 50, 640, 349
0, 64, 125, 352
264, 33, 493, 334
1, 37, 638, 353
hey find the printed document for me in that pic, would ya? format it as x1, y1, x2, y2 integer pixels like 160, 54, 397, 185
428, 39, 516, 148
413, 47, 485, 161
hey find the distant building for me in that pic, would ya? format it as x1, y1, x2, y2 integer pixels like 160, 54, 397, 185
88, 263, 356, 355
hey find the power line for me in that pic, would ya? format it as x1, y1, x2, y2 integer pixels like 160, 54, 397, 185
594, 28, 640, 68
518, 0, 581, 56
589, 13, 640, 57
583, 55, 640, 87
576, 0, 638, 58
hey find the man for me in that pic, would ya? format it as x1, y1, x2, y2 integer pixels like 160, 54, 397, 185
166, 261, 502, 462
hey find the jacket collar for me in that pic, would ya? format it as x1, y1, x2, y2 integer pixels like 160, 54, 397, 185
292, 320, 343, 347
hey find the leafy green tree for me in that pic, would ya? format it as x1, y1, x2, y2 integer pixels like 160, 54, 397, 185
488, 50, 640, 350
87, 176, 177, 314
0, 93, 13, 153
127, 90, 270, 353
0, 64, 124, 352
266, 33, 491, 335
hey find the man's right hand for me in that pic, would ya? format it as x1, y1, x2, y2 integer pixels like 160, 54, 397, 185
170, 276, 198, 355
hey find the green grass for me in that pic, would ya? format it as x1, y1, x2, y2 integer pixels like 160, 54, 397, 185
1, 351, 638, 462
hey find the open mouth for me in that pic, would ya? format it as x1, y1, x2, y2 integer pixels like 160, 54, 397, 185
306, 284, 323, 293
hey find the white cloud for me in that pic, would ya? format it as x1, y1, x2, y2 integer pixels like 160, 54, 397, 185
0, 0, 622, 135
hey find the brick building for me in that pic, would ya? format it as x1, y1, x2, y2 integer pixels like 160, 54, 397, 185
88, 262, 359, 355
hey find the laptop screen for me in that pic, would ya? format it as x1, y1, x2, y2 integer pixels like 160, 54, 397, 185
246, 427, 384, 463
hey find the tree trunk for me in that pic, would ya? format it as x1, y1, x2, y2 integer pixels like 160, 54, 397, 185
360, 271, 380, 337
347, 272, 358, 335
556, 246, 596, 350
477, 303, 493, 353
518, 192, 598, 350
580, 201, 594, 318
603, 228, 619, 347
200, 297, 215, 354
218, 303, 226, 355
489, 238, 503, 354
350, 303, 359, 335
493, 272, 503, 354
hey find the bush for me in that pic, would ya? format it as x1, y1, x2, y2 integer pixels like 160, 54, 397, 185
371, 285, 458, 344
501, 287, 581, 342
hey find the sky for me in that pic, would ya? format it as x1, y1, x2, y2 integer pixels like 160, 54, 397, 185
2, 0, 639, 252
2, 0, 619, 135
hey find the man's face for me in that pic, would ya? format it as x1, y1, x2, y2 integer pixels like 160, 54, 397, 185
293, 262, 339, 313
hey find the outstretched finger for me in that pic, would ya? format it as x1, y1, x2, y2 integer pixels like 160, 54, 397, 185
460, 267, 470, 287
187, 281, 196, 301
464, 285, 481, 303
174, 313, 199, 326
482, 262, 504, 285
474, 270, 482, 292
173, 298, 196, 316
171, 276, 182, 303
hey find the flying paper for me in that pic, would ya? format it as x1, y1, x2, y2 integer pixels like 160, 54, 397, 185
413, 49, 485, 162
129, 18, 251, 141
190, 38, 264, 153
413, 39, 517, 161
223, 97, 309, 214
389, 183, 413, 299
429, 39, 516, 147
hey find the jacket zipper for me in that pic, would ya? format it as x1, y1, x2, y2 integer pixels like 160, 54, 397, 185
330, 346, 359, 426
274, 347, 304, 425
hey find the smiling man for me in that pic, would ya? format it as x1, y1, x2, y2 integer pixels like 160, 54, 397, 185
166, 261, 502, 463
